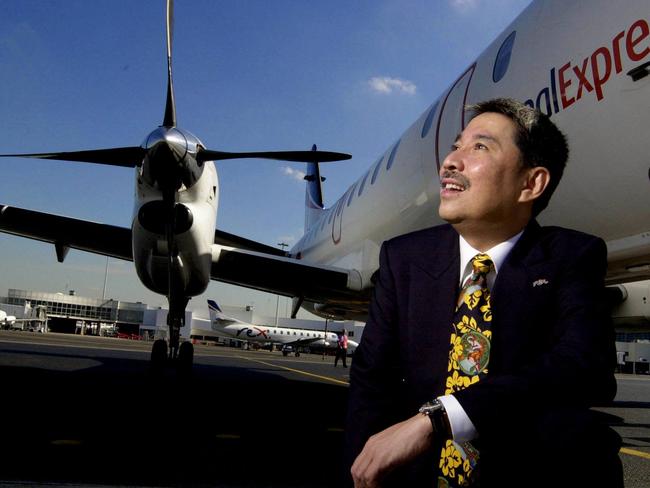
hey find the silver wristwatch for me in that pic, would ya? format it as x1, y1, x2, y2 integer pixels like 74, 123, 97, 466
419, 398, 451, 438
419, 398, 444, 416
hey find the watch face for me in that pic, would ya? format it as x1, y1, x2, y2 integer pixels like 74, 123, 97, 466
420, 400, 442, 414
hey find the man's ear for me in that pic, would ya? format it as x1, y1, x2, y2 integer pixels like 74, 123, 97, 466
519, 167, 550, 204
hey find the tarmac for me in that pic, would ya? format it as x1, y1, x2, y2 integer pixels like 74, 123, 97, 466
0, 331, 647, 487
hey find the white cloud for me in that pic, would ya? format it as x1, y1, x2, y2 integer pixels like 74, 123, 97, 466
281, 166, 306, 182
449, 0, 480, 13
368, 76, 417, 95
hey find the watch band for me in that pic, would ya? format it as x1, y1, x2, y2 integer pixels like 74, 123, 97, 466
419, 399, 451, 439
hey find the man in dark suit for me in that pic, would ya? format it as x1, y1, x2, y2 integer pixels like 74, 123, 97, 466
346, 98, 621, 487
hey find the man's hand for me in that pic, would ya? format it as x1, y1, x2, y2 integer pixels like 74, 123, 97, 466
351, 413, 434, 488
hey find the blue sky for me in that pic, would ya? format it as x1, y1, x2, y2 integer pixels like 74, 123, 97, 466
0, 0, 531, 318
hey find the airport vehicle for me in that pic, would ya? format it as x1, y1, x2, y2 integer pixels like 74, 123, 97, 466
1, 0, 649, 367
208, 299, 357, 356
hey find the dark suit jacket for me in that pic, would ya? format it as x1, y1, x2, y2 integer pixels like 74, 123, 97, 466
345, 222, 621, 487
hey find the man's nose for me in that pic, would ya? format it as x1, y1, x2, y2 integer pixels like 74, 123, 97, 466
441, 150, 464, 174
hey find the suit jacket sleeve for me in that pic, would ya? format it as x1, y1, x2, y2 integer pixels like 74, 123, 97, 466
453, 232, 617, 439
345, 240, 404, 468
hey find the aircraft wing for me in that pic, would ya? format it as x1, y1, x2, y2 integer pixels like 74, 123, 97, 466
0, 204, 369, 307
287, 337, 332, 347
0, 205, 133, 262
211, 245, 368, 305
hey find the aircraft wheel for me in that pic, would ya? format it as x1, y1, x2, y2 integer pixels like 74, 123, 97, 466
177, 341, 194, 374
295, 352, 300, 357
151, 339, 168, 368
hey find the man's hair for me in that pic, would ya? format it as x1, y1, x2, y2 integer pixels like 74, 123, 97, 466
467, 98, 569, 216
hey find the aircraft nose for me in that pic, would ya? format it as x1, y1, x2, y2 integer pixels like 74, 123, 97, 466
144, 127, 188, 164
140, 127, 204, 191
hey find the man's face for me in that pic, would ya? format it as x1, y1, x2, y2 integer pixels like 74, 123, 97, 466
438, 112, 530, 228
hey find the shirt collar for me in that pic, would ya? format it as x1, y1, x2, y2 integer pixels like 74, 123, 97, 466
459, 230, 524, 283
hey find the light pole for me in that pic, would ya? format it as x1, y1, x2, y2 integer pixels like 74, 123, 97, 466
275, 242, 289, 326
102, 256, 110, 300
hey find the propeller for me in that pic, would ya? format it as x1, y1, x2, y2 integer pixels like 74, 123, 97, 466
0, 147, 145, 167
163, 0, 176, 128
197, 148, 351, 163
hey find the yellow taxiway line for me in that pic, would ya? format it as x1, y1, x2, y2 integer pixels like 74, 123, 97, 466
620, 447, 650, 460
236, 355, 349, 386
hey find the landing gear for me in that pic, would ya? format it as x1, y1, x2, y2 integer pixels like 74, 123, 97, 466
151, 339, 168, 368
178, 341, 194, 374
149, 294, 194, 371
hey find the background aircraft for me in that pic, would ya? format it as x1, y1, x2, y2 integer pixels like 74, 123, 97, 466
207, 299, 358, 356
1, 0, 649, 366
0, 310, 17, 327
0, 303, 47, 331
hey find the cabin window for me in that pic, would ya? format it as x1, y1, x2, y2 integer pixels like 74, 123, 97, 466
385, 140, 401, 171
347, 182, 358, 207
421, 101, 439, 138
370, 156, 384, 185
357, 168, 371, 196
493, 31, 516, 83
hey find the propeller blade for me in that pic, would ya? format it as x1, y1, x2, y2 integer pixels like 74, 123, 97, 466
163, 0, 176, 127
0, 147, 145, 167
197, 148, 352, 163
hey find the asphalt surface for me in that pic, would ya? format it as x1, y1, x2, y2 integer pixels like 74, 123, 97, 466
0, 331, 648, 487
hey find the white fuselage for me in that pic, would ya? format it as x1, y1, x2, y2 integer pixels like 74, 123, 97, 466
131, 127, 219, 298
214, 319, 339, 347
291, 0, 650, 294
0, 310, 16, 325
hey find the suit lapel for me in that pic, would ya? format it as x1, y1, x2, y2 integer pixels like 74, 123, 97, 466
407, 226, 460, 397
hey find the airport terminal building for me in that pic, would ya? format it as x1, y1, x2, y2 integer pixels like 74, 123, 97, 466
3, 283, 649, 370
0, 288, 363, 343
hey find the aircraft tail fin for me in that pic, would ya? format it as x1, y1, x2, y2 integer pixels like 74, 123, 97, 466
207, 299, 225, 321
207, 299, 241, 331
304, 144, 325, 231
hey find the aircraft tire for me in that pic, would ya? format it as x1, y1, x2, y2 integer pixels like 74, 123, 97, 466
151, 339, 168, 369
177, 341, 194, 374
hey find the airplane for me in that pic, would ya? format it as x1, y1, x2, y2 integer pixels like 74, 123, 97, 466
0, 310, 17, 328
207, 299, 358, 356
0, 304, 47, 331
1, 0, 649, 368
0, 0, 351, 368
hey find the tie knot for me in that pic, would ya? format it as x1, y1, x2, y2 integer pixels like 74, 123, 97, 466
472, 253, 494, 276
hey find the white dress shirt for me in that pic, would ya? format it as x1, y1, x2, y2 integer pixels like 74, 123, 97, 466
437, 231, 523, 443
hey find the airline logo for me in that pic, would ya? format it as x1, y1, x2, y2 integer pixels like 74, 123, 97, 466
235, 327, 270, 339
521, 18, 649, 115
207, 300, 223, 314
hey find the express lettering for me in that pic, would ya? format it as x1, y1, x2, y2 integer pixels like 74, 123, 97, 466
525, 18, 649, 115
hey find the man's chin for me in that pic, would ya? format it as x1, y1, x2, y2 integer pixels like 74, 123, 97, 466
438, 207, 462, 224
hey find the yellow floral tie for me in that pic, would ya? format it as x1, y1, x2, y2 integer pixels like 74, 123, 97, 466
438, 254, 494, 488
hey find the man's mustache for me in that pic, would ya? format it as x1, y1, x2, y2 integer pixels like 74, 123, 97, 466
440, 171, 470, 190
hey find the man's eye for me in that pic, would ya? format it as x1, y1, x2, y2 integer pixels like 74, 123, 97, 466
451, 144, 460, 151
475, 143, 487, 150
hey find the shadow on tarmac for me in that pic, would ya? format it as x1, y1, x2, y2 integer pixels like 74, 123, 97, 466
0, 351, 349, 487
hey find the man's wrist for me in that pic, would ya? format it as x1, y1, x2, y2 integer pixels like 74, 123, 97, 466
419, 398, 452, 439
